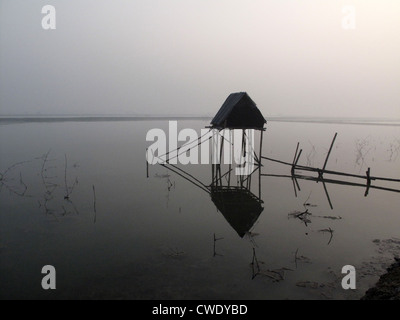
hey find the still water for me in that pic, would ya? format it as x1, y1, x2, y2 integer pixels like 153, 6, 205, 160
0, 118, 399, 299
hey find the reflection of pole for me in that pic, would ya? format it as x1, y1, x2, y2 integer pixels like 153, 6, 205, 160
241, 129, 245, 188
211, 134, 215, 187
258, 130, 263, 200
247, 171, 251, 189
322, 180, 333, 210
228, 130, 232, 188
212, 163, 215, 187
211, 129, 216, 187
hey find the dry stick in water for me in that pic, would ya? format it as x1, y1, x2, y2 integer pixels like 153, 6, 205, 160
40, 149, 57, 193
251, 247, 261, 279
64, 154, 78, 199
213, 233, 223, 257
0, 169, 29, 197
19, 172, 28, 196
2, 160, 32, 178
319, 228, 334, 245
303, 191, 312, 208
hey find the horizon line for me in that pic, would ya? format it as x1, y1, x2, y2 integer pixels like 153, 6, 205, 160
0, 115, 399, 127
0, 114, 399, 120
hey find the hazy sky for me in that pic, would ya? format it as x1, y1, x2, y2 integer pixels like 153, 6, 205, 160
0, 0, 399, 118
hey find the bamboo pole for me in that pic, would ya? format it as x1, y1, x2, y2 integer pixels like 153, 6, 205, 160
259, 130, 263, 200
322, 133, 337, 172
261, 173, 400, 194
365, 167, 371, 196
218, 133, 224, 186
228, 130, 232, 188
240, 129, 245, 188
293, 142, 300, 165
294, 150, 303, 166
261, 156, 400, 182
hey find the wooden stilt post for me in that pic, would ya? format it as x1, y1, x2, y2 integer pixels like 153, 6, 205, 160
240, 129, 245, 188
212, 129, 216, 188
228, 130, 232, 188
259, 130, 263, 200
365, 167, 371, 196
291, 142, 300, 176
293, 149, 303, 178
246, 130, 251, 190
211, 155, 215, 188
218, 131, 224, 186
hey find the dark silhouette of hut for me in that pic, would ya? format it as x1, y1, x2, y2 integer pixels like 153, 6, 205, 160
210, 92, 266, 130
208, 91, 266, 201
211, 187, 264, 238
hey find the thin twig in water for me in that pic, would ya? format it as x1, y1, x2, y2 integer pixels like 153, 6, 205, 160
64, 154, 78, 199
245, 231, 259, 248
355, 137, 372, 172
293, 248, 311, 267
306, 141, 317, 167
19, 172, 28, 196
40, 149, 58, 194
65, 198, 79, 215
166, 247, 185, 257
319, 228, 334, 245
303, 191, 313, 208
387, 138, 400, 161
0, 171, 29, 197
2, 160, 32, 177
213, 233, 224, 257
288, 209, 312, 226
0, 160, 33, 197
251, 247, 261, 279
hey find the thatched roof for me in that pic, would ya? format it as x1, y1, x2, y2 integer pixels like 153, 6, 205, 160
210, 92, 266, 130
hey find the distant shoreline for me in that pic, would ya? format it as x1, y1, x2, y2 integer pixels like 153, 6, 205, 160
0, 116, 211, 124
267, 117, 400, 127
0, 115, 399, 126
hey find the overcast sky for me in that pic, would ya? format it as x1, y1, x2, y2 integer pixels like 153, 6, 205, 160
0, 0, 399, 118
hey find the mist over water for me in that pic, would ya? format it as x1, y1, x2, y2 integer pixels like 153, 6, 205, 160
1, 119, 399, 299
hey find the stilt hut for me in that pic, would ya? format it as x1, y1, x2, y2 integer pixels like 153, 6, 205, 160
208, 92, 266, 237
208, 92, 266, 194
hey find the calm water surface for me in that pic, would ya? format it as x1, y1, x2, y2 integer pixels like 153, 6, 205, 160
0, 119, 399, 299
